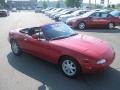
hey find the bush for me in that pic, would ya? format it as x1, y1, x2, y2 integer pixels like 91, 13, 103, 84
0, 0, 5, 9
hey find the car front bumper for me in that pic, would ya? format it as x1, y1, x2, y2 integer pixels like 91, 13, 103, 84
80, 51, 115, 73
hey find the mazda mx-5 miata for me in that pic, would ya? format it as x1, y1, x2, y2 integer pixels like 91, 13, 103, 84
9, 22, 115, 78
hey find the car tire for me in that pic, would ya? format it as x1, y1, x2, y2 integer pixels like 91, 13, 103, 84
11, 40, 23, 56
60, 57, 81, 78
78, 22, 86, 30
108, 22, 115, 29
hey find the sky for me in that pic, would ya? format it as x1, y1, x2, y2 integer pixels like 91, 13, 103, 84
83, 0, 120, 5
10, 0, 120, 5
46, 0, 120, 5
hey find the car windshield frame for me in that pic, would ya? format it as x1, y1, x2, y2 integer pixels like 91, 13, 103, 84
43, 23, 78, 40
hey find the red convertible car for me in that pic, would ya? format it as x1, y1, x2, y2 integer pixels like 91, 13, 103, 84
9, 22, 115, 78
66, 10, 120, 30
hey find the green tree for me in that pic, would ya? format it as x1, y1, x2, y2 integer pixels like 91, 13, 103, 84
108, 5, 111, 8
65, 0, 80, 8
74, 0, 81, 8
112, 4, 115, 8
43, 0, 48, 9
65, 0, 74, 7
0, 0, 5, 9
56, 1, 60, 8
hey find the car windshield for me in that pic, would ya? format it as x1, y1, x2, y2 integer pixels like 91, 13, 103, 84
43, 23, 78, 40
110, 11, 120, 17
80, 11, 95, 17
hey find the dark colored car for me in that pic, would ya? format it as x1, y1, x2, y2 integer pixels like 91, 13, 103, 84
66, 10, 120, 30
0, 10, 9, 17
9, 22, 115, 78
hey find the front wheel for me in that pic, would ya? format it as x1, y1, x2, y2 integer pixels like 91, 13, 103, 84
11, 40, 23, 56
78, 22, 86, 30
60, 57, 81, 78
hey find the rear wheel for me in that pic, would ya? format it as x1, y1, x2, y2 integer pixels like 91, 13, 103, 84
108, 22, 115, 29
11, 40, 23, 56
60, 57, 81, 78
78, 22, 86, 30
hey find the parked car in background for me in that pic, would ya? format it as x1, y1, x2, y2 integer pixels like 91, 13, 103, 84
35, 7, 42, 13
59, 10, 89, 22
11, 8, 17, 12
52, 9, 68, 19
49, 8, 63, 18
45, 8, 57, 15
9, 22, 115, 78
0, 9, 9, 17
47, 8, 62, 17
54, 9, 75, 21
66, 10, 119, 30
41, 8, 53, 13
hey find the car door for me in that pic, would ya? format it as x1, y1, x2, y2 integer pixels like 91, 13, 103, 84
25, 28, 52, 61
88, 12, 108, 28
16, 28, 33, 52
87, 12, 100, 27
94, 13, 109, 27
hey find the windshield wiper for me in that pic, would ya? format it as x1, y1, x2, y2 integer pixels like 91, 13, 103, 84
51, 36, 68, 40
68, 33, 79, 37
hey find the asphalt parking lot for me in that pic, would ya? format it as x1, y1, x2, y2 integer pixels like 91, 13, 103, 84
0, 11, 120, 90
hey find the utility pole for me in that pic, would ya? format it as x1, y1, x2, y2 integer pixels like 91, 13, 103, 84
89, 0, 91, 9
107, 0, 110, 7
95, 0, 96, 9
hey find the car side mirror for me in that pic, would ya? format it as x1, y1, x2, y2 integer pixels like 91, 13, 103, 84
32, 34, 39, 39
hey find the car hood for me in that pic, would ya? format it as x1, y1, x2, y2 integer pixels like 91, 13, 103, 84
67, 16, 87, 22
51, 34, 112, 59
60, 14, 73, 18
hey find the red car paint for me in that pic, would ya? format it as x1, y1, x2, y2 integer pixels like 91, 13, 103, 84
67, 11, 120, 28
9, 23, 115, 73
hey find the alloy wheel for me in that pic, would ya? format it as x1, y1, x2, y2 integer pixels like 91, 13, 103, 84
62, 60, 77, 76
79, 22, 86, 30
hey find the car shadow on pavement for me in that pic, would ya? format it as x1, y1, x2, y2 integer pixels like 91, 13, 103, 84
7, 52, 120, 90
75, 27, 120, 33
